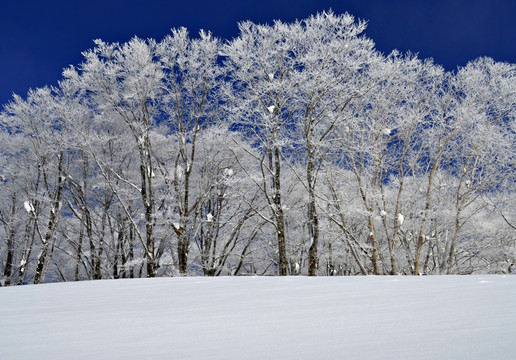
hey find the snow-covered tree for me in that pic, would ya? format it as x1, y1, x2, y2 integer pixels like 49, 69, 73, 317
223, 19, 303, 275
0, 11, 514, 284
155, 27, 223, 275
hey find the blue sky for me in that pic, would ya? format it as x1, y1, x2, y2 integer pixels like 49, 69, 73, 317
1, 0, 515, 107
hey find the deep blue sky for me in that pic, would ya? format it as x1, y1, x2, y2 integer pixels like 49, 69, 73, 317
1, 0, 515, 107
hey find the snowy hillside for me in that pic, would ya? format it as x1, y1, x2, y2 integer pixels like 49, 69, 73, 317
1, 276, 515, 359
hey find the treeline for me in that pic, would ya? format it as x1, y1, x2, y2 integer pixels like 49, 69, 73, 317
0, 12, 514, 285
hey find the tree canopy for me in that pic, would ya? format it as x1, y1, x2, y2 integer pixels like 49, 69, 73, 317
1, 11, 515, 285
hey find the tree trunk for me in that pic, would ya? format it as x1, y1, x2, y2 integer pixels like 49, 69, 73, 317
273, 145, 288, 276
307, 143, 320, 276
368, 215, 381, 275
2, 194, 17, 286
34, 153, 64, 285
414, 160, 439, 275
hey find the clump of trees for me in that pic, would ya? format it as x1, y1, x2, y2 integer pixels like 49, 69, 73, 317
0, 11, 514, 285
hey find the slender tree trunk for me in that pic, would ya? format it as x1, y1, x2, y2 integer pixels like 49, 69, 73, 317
2, 194, 17, 286
129, 222, 135, 278
75, 213, 84, 281
34, 153, 64, 285
273, 145, 288, 276
327, 182, 368, 275
368, 214, 381, 275
307, 198, 319, 276
18, 217, 36, 285
175, 225, 189, 275
445, 202, 464, 274
414, 160, 440, 275
141, 157, 156, 277
306, 141, 320, 276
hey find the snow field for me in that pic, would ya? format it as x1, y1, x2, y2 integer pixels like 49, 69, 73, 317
1, 275, 515, 359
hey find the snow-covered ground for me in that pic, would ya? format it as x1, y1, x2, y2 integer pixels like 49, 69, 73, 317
1, 275, 515, 359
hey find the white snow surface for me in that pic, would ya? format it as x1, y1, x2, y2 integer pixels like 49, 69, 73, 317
1, 276, 515, 360
23, 200, 34, 213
